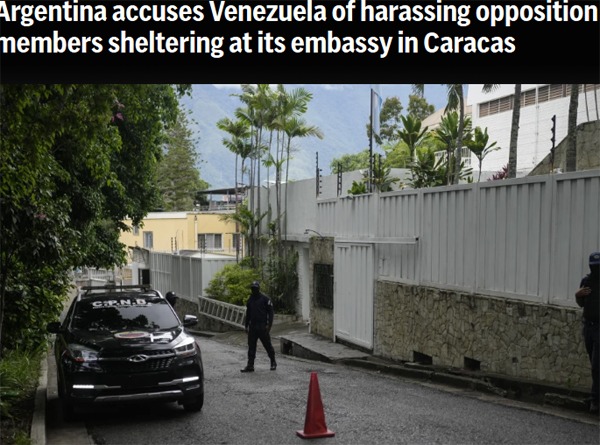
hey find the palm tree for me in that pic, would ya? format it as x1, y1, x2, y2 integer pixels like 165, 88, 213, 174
397, 114, 429, 162
281, 116, 323, 241
216, 117, 253, 260
432, 111, 473, 183
233, 84, 276, 263
565, 84, 580, 172
466, 127, 500, 182
269, 86, 322, 244
482, 84, 521, 178
414, 84, 467, 184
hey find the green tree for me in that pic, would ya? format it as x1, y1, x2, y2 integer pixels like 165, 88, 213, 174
347, 180, 368, 195
414, 84, 467, 184
432, 111, 473, 184
367, 96, 404, 145
371, 154, 400, 192
383, 141, 412, 169
0, 84, 186, 352
466, 126, 500, 182
216, 116, 253, 261
204, 263, 260, 305
397, 114, 429, 162
156, 106, 208, 211
330, 150, 371, 173
270, 85, 322, 245
407, 94, 435, 121
233, 85, 272, 261
407, 149, 447, 189
407, 148, 472, 189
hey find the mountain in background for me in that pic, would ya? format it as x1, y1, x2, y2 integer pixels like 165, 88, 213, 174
181, 84, 452, 189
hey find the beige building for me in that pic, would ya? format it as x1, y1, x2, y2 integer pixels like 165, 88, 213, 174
120, 211, 240, 256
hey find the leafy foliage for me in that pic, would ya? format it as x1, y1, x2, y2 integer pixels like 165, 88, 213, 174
383, 141, 412, 168
0, 347, 43, 445
465, 126, 500, 182
407, 149, 448, 188
156, 106, 209, 211
489, 164, 509, 181
407, 148, 472, 189
432, 110, 473, 185
371, 154, 401, 192
367, 96, 404, 145
330, 149, 371, 174
263, 247, 298, 314
398, 114, 429, 161
0, 84, 187, 353
204, 264, 260, 305
407, 94, 435, 121
347, 180, 368, 195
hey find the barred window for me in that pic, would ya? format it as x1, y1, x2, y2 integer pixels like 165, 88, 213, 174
314, 264, 333, 310
479, 84, 594, 118
479, 101, 490, 117
538, 85, 550, 103
521, 89, 536, 107
549, 84, 565, 100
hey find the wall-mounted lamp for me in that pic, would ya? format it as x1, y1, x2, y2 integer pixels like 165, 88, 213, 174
304, 229, 325, 238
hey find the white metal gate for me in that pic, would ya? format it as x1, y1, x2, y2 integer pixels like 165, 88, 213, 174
334, 242, 374, 349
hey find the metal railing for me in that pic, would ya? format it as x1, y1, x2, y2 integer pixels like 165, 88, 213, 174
197, 295, 246, 329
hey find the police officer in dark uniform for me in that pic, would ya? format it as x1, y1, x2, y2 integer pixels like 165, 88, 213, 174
241, 281, 277, 372
165, 291, 178, 308
576, 252, 600, 414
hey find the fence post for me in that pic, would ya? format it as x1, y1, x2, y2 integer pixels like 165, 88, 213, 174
544, 174, 557, 305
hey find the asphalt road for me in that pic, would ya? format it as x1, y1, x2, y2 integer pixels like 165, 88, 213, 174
52, 336, 599, 445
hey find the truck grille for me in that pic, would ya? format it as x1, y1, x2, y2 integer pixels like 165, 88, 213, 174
99, 350, 175, 372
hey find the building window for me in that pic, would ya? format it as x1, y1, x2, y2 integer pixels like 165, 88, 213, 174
133, 225, 140, 236
198, 234, 223, 251
584, 84, 600, 92
521, 88, 536, 107
537, 85, 550, 103
477, 84, 599, 118
143, 231, 153, 249
314, 264, 333, 310
232, 233, 241, 249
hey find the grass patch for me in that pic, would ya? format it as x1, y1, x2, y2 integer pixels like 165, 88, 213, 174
0, 348, 44, 445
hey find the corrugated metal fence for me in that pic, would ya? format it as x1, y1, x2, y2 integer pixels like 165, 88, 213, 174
316, 170, 600, 306
149, 252, 237, 301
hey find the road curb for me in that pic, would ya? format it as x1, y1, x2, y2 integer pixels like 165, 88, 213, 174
340, 357, 593, 413
31, 352, 47, 445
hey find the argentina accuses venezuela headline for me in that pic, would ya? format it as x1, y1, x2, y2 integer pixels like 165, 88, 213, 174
2, 0, 598, 26
0, 0, 598, 82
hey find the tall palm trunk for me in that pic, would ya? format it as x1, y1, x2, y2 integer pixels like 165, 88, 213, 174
566, 84, 580, 172
234, 154, 239, 261
508, 84, 521, 178
452, 87, 465, 185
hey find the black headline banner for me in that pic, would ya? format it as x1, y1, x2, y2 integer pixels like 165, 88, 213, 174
0, 0, 598, 83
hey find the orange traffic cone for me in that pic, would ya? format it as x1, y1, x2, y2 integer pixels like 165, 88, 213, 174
296, 372, 335, 439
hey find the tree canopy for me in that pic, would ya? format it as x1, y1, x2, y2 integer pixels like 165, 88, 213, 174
156, 106, 209, 211
0, 84, 189, 351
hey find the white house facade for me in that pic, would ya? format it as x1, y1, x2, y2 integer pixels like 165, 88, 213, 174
467, 84, 600, 176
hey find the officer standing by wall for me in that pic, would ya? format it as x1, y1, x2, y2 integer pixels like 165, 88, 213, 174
241, 281, 277, 372
575, 252, 600, 414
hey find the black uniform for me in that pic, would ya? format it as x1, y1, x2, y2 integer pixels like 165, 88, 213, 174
242, 284, 276, 372
576, 255, 599, 412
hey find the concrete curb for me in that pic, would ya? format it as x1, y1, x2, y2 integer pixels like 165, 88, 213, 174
340, 357, 593, 413
31, 352, 47, 445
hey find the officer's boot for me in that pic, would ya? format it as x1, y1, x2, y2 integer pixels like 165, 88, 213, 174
241, 360, 254, 373
270, 358, 277, 371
